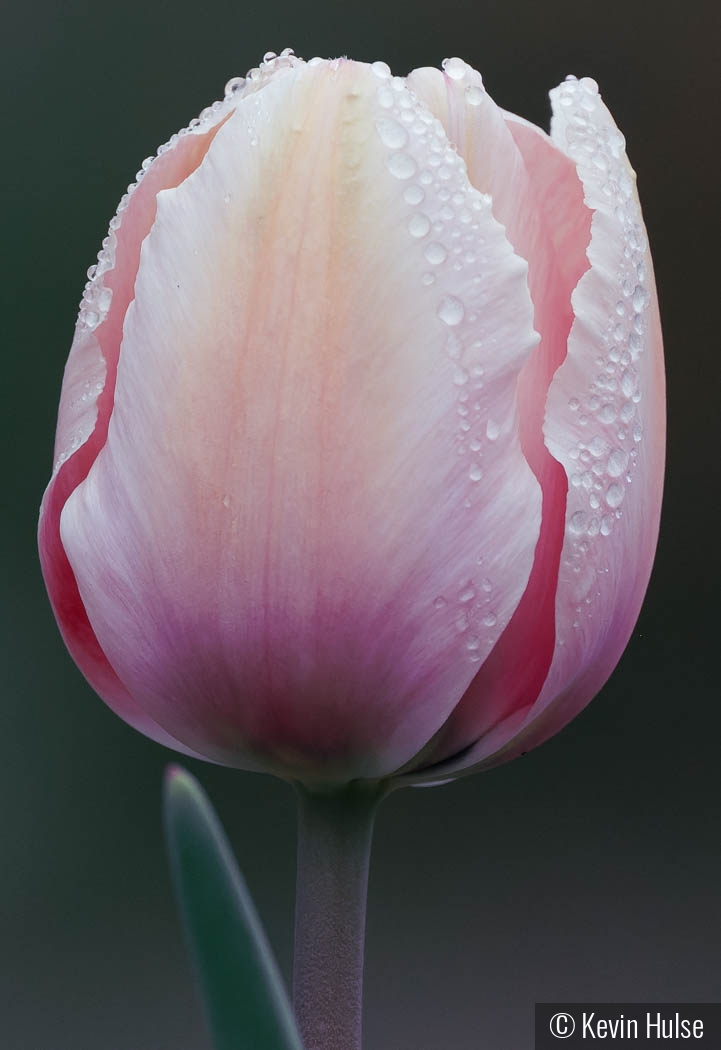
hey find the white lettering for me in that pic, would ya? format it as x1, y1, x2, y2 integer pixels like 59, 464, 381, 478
581, 1013, 639, 1038
647, 1013, 661, 1037
583, 1012, 596, 1037
646, 1013, 705, 1039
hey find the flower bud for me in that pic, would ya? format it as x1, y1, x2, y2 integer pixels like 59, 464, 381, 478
39, 54, 664, 784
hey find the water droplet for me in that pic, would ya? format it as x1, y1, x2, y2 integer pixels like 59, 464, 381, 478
605, 483, 624, 508
621, 371, 637, 398
598, 403, 617, 424
422, 272, 435, 286
433, 596, 447, 609
375, 117, 408, 150
469, 463, 483, 482
371, 61, 391, 79
424, 242, 447, 265
607, 448, 628, 477
224, 76, 246, 96
569, 397, 580, 412
587, 435, 607, 458
385, 151, 417, 180
408, 213, 431, 238
442, 57, 467, 80
600, 515, 614, 536
569, 510, 588, 535
222, 494, 231, 508
632, 284, 648, 312
465, 84, 484, 106
459, 584, 476, 602
437, 295, 465, 326
485, 419, 500, 441
617, 403, 633, 425
404, 184, 424, 205
482, 612, 497, 628
633, 422, 643, 442
466, 635, 481, 651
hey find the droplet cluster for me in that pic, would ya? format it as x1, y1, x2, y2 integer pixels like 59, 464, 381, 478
369, 56, 525, 661
77, 49, 302, 336
431, 575, 499, 662
552, 75, 651, 623
371, 58, 502, 502
61, 50, 303, 477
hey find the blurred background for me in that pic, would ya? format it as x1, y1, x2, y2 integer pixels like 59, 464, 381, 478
2, 0, 719, 1047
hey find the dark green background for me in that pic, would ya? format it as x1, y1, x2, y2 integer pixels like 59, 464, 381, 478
2, 0, 718, 1047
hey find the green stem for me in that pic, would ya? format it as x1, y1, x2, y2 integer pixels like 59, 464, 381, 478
292, 781, 386, 1050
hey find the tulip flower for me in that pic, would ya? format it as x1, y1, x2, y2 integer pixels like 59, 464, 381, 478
39, 51, 664, 1050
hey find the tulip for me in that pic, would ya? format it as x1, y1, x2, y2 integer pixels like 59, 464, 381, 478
39, 51, 664, 1050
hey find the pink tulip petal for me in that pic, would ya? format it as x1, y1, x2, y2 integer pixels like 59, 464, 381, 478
59, 59, 542, 780
410, 77, 665, 779
38, 103, 234, 756
404, 64, 591, 765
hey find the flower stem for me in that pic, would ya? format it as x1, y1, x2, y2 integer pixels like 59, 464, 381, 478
292, 780, 386, 1050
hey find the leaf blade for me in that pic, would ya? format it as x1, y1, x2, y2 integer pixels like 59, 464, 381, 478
163, 766, 303, 1050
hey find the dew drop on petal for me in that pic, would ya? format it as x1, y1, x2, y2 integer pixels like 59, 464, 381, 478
424, 242, 447, 265
607, 448, 628, 477
632, 284, 649, 312
408, 213, 431, 238
386, 151, 417, 180
437, 295, 465, 326
224, 76, 246, 97
442, 57, 467, 81
371, 61, 392, 79
569, 510, 588, 535
404, 184, 425, 205
375, 118, 408, 149
605, 483, 625, 508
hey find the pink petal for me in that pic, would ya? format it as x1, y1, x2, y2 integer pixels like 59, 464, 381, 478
405, 63, 590, 765
59, 59, 542, 780
414, 76, 665, 778
38, 102, 233, 757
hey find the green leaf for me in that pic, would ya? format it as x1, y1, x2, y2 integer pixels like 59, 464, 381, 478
163, 765, 304, 1050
